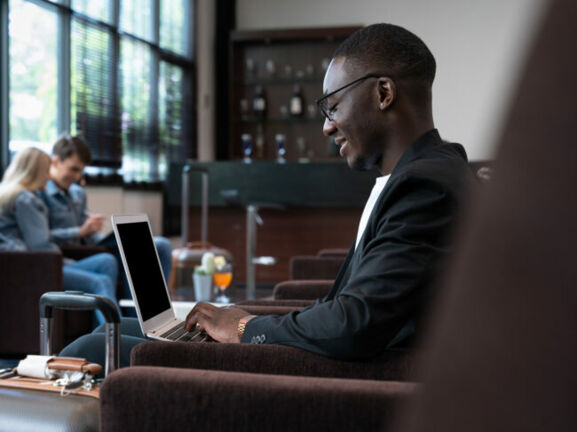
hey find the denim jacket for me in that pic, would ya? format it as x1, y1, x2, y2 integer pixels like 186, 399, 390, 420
37, 180, 101, 245
0, 190, 60, 252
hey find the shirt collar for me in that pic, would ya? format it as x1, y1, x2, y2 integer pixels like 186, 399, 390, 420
45, 179, 68, 197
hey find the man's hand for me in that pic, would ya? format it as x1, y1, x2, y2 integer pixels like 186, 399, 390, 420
184, 303, 253, 343
79, 214, 104, 238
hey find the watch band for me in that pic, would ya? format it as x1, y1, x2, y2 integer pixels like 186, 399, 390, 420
237, 315, 255, 341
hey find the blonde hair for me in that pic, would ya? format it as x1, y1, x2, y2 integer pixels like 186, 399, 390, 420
0, 147, 51, 209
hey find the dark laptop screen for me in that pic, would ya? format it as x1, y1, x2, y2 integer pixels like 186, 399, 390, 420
116, 221, 171, 321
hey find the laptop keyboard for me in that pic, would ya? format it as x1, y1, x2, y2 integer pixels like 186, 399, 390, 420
160, 322, 203, 342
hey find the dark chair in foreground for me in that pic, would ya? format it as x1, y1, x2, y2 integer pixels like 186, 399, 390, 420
396, 0, 577, 430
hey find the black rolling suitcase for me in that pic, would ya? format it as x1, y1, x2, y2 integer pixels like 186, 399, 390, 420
0, 292, 120, 431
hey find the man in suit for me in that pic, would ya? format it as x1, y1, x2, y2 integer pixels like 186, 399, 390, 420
61, 23, 472, 366
185, 23, 473, 359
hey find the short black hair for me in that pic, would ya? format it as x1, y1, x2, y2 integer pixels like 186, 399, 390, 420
334, 23, 436, 87
52, 134, 92, 165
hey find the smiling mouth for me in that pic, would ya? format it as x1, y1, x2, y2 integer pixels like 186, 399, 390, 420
335, 138, 347, 157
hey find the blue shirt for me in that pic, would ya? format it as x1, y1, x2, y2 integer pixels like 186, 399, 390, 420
0, 190, 60, 252
38, 180, 102, 245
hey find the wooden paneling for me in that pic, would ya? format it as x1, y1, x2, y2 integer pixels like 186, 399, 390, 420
186, 207, 358, 285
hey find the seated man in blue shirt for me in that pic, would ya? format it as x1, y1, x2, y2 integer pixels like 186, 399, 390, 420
38, 134, 172, 299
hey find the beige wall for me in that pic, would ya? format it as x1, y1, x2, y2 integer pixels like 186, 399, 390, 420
85, 186, 164, 236
235, 0, 548, 161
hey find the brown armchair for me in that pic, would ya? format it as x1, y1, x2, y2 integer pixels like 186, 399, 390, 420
316, 247, 349, 258
289, 255, 345, 280
273, 279, 333, 300
99, 342, 418, 431
0, 251, 94, 355
0, 244, 111, 356
237, 279, 333, 311
129, 342, 416, 381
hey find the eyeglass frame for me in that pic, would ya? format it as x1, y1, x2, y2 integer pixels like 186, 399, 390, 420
315, 73, 383, 121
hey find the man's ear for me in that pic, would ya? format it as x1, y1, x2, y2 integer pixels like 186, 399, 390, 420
376, 77, 396, 111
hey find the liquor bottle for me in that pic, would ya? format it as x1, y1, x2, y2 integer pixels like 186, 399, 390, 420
296, 137, 309, 163
290, 84, 304, 117
275, 134, 287, 163
252, 85, 267, 118
255, 124, 265, 158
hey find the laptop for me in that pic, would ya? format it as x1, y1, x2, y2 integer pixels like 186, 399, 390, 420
111, 213, 204, 342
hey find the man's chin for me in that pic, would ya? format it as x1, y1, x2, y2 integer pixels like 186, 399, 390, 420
348, 156, 372, 172
347, 153, 382, 172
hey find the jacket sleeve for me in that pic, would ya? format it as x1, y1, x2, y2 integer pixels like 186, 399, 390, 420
242, 173, 461, 360
50, 225, 82, 244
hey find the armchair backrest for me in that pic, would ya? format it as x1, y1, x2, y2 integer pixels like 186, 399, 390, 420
0, 251, 93, 355
0, 251, 63, 354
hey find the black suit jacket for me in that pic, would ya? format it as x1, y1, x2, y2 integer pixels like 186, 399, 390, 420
243, 129, 472, 360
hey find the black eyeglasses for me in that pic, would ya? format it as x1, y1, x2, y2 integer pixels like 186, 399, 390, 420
315, 73, 382, 121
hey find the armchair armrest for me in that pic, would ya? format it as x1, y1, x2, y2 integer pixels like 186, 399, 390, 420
317, 248, 349, 257
290, 255, 344, 280
273, 280, 334, 300
101, 366, 418, 432
131, 342, 417, 381
237, 299, 314, 308
236, 304, 305, 316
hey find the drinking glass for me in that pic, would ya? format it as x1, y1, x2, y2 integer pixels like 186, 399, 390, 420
213, 263, 233, 304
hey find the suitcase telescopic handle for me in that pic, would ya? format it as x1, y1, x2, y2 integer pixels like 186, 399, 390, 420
39, 291, 120, 376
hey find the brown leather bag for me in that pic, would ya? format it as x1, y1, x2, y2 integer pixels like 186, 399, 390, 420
0, 356, 102, 399
47, 357, 102, 376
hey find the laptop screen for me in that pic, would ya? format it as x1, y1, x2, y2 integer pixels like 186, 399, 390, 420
115, 221, 171, 321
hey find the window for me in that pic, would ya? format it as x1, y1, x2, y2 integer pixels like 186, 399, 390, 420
2, 0, 195, 183
8, 0, 58, 154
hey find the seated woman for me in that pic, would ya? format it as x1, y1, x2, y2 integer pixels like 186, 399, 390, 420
0, 147, 119, 325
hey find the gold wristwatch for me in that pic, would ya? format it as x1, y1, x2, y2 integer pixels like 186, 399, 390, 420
238, 315, 254, 341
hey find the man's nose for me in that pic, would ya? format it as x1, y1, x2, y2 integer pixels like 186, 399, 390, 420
322, 117, 336, 136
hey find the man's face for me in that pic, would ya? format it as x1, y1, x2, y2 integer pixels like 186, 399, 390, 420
321, 58, 384, 171
50, 154, 85, 190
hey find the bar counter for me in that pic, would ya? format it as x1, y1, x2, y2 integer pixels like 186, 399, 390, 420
166, 160, 380, 209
